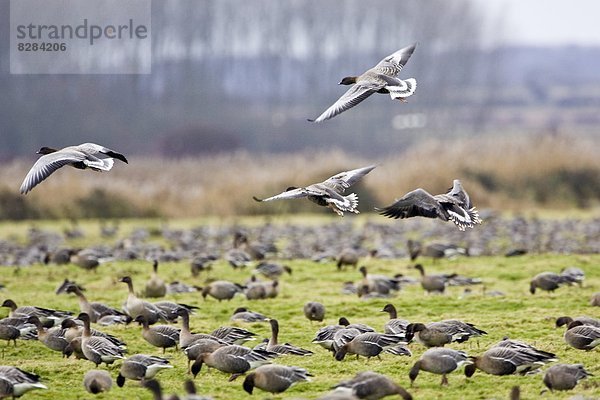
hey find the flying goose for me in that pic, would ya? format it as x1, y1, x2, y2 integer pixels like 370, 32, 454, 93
409, 348, 470, 386
0, 366, 47, 397
243, 364, 312, 395
332, 371, 413, 400
309, 43, 417, 123
20, 143, 128, 194
253, 165, 376, 216
116, 354, 172, 387
543, 363, 592, 392
376, 180, 482, 231
83, 369, 112, 394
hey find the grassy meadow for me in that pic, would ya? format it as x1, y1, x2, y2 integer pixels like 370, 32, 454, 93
0, 218, 599, 399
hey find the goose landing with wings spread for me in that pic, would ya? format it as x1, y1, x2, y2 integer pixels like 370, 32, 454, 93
376, 179, 482, 231
309, 43, 417, 123
20, 143, 128, 194
253, 165, 376, 216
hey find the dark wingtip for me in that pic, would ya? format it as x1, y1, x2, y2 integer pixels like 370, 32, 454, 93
252, 196, 263, 202
105, 151, 128, 164
307, 118, 316, 122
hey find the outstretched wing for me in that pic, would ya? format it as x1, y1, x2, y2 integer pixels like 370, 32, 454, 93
375, 188, 443, 220
321, 165, 377, 193
373, 43, 417, 77
20, 152, 86, 194
309, 84, 376, 123
253, 187, 310, 202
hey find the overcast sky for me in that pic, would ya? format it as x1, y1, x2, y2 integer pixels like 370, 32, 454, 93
483, 0, 600, 46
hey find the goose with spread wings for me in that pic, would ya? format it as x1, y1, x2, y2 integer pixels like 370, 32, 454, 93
253, 165, 376, 216
309, 43, 417, 123
376, 179, 482, 231
20, 143, 128, 194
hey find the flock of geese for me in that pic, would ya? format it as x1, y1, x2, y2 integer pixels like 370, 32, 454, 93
3, 41, 598, 399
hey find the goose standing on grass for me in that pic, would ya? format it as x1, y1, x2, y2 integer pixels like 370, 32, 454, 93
231, 307, 270, 323
65, 284, 127, 325
145, 260, 167, 298
253, 165, 376, 216
529, 272, 570, 294
243, 364, 312, 395
376, 179, 482, 231
465, 344, 555, 377
77, 313, 125, 367
408, 348, 470, 386
19, 143, 128, 194
190, 344, 278, 380
304, 302, 326, 322
332, 371, 413, 400
116, 354, 172, 387
201, 280, 244, 301
0, 366, 47, 397
309, 43, 417, 123
555, 316, 600, 328
266, 319, 313, 356
380, 304, 409, 336
83, 369, 112, 394
134, 315, 180, 353
1, 299, 72, 326
543, 363, 592, 392
119, 276, 167, 323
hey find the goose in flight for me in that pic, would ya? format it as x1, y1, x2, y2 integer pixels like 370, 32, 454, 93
309, 43, 417, 123
376, 179, 482, 231
253, 165, 376, 216
20, 143, 128, 194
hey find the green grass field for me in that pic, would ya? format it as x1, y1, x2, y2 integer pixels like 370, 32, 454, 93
0, 219, 598, 399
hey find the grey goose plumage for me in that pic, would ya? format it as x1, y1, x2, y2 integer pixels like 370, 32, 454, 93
465, 342, 555, 377
119, 276, 167, 324
65, 284, 127, 324
381, 304, 409, 336
376, 179, 482, 231
303, 301, 326, 322
563, 320, 600, 350
134, 315, 180, 353
266, 319, 313, 356
20, 143, 128, 194
145, 260, 167, 298
309, 43, 417, 122
543, 363, 592, 392
190, 344, 278, 379
333, 371, 413, 400
76, 312, 125, 367
243, 364, 312, 395
409, 348, 470, 386
253, 165, 376, 216
83, 369, 112, 394
0, 366, 47, 397
116, 354, 172, 387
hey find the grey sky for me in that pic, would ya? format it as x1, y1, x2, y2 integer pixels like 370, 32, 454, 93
483, 0, 600, 46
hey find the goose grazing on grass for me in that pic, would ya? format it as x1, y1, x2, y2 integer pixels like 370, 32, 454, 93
201, 280, 244, 301
20, 143, 128, 194
116, 354, 172, 387
77, 312, 125, 367
0, 366, 47, 398
334, 331, 410, 361
145, 260, 167, 298
254, 262, 292, 279
376, 179, 482, 231
27, 316, 69, 353
543, 363, 592, 392
243, 364, 312, 395
465, 344, 556, 377
309, 43, 417, 123
409, 348, 470, 386
253, 165, 376, 216
231, 307, 270, 323
591, 292, 600, 306
332, 371, 413, 400
83, 369, 112, 394
406, 320, 486, 347
190, 345, 278, 380
563, 320, 600, 350
61, 318, 125, 349
555, 316, 600, 328
529, 272, 570, 294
